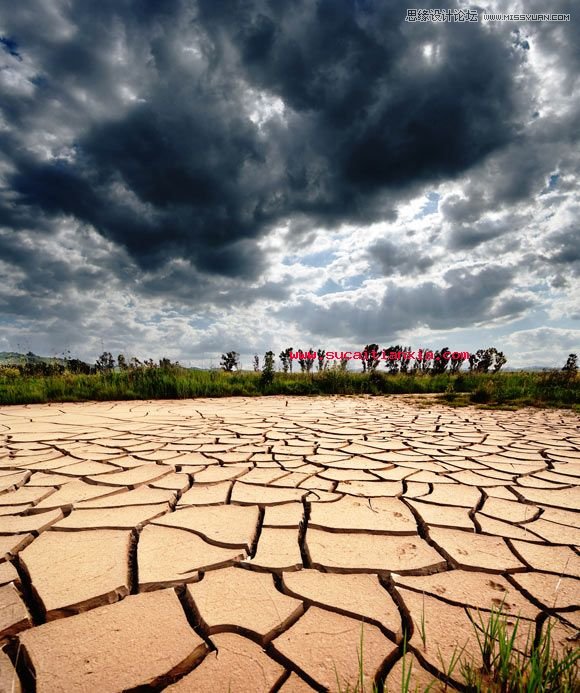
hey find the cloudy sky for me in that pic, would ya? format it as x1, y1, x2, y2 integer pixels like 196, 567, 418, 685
0, 0, 578, 369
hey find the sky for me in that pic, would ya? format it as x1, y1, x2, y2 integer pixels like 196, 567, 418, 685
0, 0, 578, 370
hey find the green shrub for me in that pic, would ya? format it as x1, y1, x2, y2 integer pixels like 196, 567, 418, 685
471, 380, 495, 403
0, 367, 20, 381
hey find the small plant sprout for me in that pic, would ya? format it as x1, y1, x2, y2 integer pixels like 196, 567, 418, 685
334, 621, 367, 693
419, 593, 427, 650
436, 642, 467, 690
400, 631, 413, 693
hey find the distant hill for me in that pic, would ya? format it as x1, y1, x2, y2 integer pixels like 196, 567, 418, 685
0, 351, 66, 366
502, 366, 556, 372
0, 352, 207, 371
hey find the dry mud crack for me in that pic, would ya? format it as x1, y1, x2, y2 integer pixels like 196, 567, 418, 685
0, 396, 577, 692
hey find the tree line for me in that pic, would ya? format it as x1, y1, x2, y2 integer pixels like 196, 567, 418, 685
0, 352, 181, 377
2, 349, 577, 380
220, 345, 512, 375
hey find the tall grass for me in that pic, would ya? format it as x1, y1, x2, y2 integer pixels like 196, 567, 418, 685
459, 370, 579, 408
335, 607, 578, 692
460, 610, 579, 693
0, 367, 577, 408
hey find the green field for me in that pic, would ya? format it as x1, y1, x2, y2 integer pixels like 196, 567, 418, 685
0, 366, 578, 409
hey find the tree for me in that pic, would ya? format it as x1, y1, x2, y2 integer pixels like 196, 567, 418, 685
469, 350, 481, 371
66, 359, 91, 375
469, 349, 491, 372
285, 347, 294, 373
261, 350, 275, 387
220, 351, 239, 372
362, 344, 380, 372
279, 350, 289, 373
417, 348, 432, 373
384, 345, 400, 375
339, 356, 349, 372
95, 351, 115, 372
253, 354, 260, 372
449, 353, 464, 374
491, 349, 507, 373
469, 347, 507, 373
279, 347, 294, 373
431, 347, 449, 375
400, 346, 412, 374
117, 354, 128, 371
562, 353, 578, 373
317, 349, 326, 372
479, 349, 494, 373
298, 348, 315, 373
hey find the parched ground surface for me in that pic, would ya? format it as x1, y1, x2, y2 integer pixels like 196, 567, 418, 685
0, 396, 578, 692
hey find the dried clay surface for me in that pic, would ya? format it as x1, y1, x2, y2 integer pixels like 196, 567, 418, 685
0, 396, 577, 691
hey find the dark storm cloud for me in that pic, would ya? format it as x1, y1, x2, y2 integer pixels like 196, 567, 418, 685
199, 0, 520, 188
367, 239, 435, 275
523, 0, 580, 78
542, 227, 580, 276
139, 259, 290, 307
0, 225, 132, 339
439, 137, 562, 227
0, 225, 117, 288
446, 218, 514, 251
435, 5, 579, 230
277, 264, 534, 340
0, 37, 22, 61
1, 0, 529, 286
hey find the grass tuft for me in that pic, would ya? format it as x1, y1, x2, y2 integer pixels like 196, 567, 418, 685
337, 604, 579, 692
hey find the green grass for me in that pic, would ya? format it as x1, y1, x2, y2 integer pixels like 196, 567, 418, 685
419, 594, 427, 649
0, 366, 578, 408
334, 605, 579, 693
460, 370, 579, 409
460, 608, 579, 693
335, 623, 367, 692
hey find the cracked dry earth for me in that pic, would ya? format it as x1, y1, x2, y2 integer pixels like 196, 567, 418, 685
0, 397, 578, 692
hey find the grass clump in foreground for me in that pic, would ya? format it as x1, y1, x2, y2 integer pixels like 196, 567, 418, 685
0, 365, 578, 408
459, 610, 579, 693
335, 607, 579, 693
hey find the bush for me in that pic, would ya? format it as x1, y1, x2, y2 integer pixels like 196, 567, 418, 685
0, 367, 20, 380
367, 370, 385, 393
471, 380, 495, 403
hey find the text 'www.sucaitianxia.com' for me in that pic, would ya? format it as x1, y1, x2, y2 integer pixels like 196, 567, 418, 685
289, 349, 470, 362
